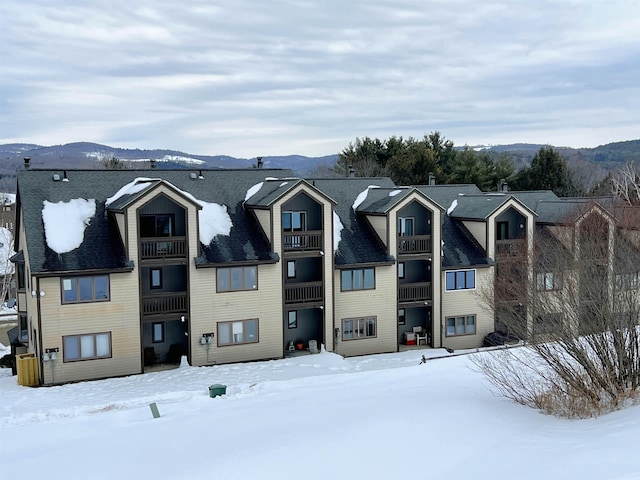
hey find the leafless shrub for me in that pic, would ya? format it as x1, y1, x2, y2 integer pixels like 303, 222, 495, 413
479, 202, 640, 417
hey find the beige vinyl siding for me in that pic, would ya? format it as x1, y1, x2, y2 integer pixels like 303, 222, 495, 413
462, 220, 486, 252
366, 215, 388, 249
253, 209, 271, 241
17, 209, 39, 357
441, 267, 493, 350
189, 263, 282, 365
113, 212, 126, 251
334, 265, 396, 357
37, 272, 141, 385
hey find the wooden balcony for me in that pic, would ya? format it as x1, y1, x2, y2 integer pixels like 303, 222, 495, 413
398, 282, 432, 303
496, 239, 526, 257
398, 235, 432, 255
284, 281, 323, 304
142, 292, 187, 315
140, 237, 187, 260
283, 231, 322, 252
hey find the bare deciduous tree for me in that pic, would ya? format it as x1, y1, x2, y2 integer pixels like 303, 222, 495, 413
475, 202, 640, 417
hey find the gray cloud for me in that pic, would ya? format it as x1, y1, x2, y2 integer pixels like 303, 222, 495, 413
1, 0, 639, 157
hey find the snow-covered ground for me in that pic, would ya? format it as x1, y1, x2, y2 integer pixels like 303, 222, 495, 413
1, 344, 639, 480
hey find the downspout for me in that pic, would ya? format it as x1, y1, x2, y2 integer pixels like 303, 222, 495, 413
36, 277, 44, 385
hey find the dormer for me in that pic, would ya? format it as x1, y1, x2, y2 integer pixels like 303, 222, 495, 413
243, 178, 336, 253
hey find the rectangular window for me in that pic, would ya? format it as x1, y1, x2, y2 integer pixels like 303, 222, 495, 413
150, 268, 162, 289
283, 211, 306, 231
398, 262, 405, 279
536, 272, 562, 291
17, 264, 25, 290
287, 261, 296, 279
398, 217, 414, 236
19, 313, 28, 342
341, 268, 375, 291
445, 315, 476, 337
342, 316, 377, 340
398, 308, 406, 326
217, 266, 258, 292
61, 275, 110, 303
445, 270, 475, 291
615, 272, 639, 291
152, 322, 164, 343
63, 332, 112, 362
217, 319, 259, 346
288, 311, 297, 329
497, 221, 509, 241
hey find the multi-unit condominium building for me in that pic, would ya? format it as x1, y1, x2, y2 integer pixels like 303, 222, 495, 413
10, 165, 637, 385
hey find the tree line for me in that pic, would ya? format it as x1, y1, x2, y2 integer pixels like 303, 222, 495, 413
335, 132, 587, 196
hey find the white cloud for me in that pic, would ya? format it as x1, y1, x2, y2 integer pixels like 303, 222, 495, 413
2, 1, 640, 156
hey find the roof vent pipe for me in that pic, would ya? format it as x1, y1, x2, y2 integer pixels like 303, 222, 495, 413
257, 157, 263, 168
428, 172, 436, 185
348, 165, 355, 178
63, 170, 68, 182
24, 157, 30, 169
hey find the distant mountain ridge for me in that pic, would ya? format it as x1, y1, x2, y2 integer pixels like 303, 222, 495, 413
0, 141, 338, 173
1, 139, 640, 193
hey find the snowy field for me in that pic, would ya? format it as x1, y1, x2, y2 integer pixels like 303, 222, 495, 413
1, 343, 640, 480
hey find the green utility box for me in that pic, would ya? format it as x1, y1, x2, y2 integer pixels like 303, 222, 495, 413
209, 384, 227, 398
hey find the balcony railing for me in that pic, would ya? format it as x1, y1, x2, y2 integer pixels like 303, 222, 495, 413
398, 235, 432, 254
142, 292, 187, 315
398, 282, 432, 303
140, 236, 187, 260
284, 281, 323, 304
496, 239, 526, 257
283, 231, 322, 251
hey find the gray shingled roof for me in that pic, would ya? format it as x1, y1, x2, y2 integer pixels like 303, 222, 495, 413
17, 168, 293, 274
243, 178, 303, 207
442, 217, 490, 268
355, 187, 413, 214
310, 178, 396, 266
415, 184, 482, 211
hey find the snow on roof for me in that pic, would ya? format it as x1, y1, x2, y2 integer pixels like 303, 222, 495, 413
447, 198, 458, 215
105, 177, 160, 207
0, 193, 16, 205
42, 198, 96, 254
352, 185, 380, 210
244, 182, 264, 202
198, 201, 232, 244
333, 211, 343, 253
389, 190, 403, 197
0, 227, 15, 275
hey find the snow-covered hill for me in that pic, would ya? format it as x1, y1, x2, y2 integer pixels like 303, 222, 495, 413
1, 345, 638, 479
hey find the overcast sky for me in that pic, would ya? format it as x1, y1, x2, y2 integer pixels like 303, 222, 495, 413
1, 1, 639, 158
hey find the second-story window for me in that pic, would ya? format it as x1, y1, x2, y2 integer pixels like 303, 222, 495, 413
341, 268, 375, 291
217, 266, 258, 292
445, 270, 475, 291
536, 272, 563, 291
61, 275, 110, 303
